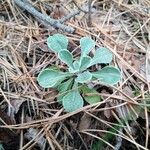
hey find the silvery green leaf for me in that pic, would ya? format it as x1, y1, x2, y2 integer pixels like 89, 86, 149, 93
57, 78, 74, 102
92, 66, 121, 85
79, 56, 91, 71
82, 85, 101, 104
47, 34, 68, 53
73, 60, 80, 70
75, 71, 92, 83
68, 67, 76, 73
57, 78, 73, 92
80, 37, 95, 56
58, 50, 73, 67
0, 144, 4, 150
68, 59, 80, 73
62, 90, 84, 112
37, 69, 71, 88
89, 47, 113, 66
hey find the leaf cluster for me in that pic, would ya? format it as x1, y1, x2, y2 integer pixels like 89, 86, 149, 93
37, 34, 121, 112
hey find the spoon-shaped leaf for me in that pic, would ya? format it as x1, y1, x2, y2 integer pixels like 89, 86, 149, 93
58, 50, 73, 67
37, 69, 72, 88
89, 47, 113, 67
79, 56, 91, 71
57, 78, 74, 102
73, 60, 80, 70
92, 66, 121, 85
75, 71, 92, 83
68, 59, 80, 73
47, 34, 68, 53
62, 90, 84, 112
80, 37, 95, 56
82, 85, 101, 104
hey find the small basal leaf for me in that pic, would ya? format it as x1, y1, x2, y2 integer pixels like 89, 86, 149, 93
58, 50, 73, 67
47, 65, 61, 71
57, 78, 74, 102
0, 144, 4, 150
47, 34, 68, 53
68, 59, 80, 73
92, 66, 121, 85
37, 69, 71, 88
63, 90, 84, 112
75, 71, 92, 83
89, 47, 113, 66
57, 78, 73, 92
82, 85, 101, 104
79, 56, 91, 71
73, 60, 80, 70
80, 37, 95, 56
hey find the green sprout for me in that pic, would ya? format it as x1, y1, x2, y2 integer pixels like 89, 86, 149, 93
37, 34, 121, 112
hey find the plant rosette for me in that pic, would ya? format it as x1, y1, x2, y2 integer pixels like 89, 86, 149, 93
37, 34, 121, 112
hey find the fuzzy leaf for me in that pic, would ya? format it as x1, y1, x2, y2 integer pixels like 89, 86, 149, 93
47, 34, 68, 53
82, 85, 101, 104
73, 60, 80, 70
89, 47, 113, 66
58, 50, 73, 67
75, 71, 92, 83
0, 144, 4, 150
92, 66, 121, 85
37, 69, 71, 88
63, 90, 84, 112
68, 60, 80, 73
79, 56, 91, 71
80, 37, 95, 56
57, 78, 74, 102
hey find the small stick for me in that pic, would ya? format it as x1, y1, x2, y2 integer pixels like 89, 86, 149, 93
87, 0, 92, 26
14, 0, 75, 33
59, 9, 81, 23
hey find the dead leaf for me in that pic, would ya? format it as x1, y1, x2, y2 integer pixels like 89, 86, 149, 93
10, 99, 25, 114
0, 108, 19, 149
25, 128, 46, 149
44, 89, 58, 102
79, 113, 91, 131
51, 3, 67, 19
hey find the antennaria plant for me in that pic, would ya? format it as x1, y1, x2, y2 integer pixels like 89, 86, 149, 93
37, 34, 121, 112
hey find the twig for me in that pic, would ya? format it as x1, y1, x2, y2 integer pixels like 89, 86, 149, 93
60, 0, 96, 23
14, 0, 75, 33
72, 0, 94, 26
59, 9, 80, 23
87, 0, 92, 26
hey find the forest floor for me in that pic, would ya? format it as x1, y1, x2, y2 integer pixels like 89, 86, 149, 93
0, 0, 150, 150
